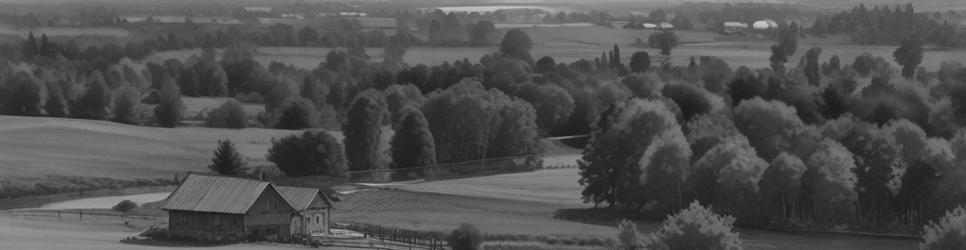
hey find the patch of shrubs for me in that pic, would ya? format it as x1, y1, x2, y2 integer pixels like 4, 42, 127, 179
448, 223, 484, 250
205, 99, 247, 129
112, 200, 138, 212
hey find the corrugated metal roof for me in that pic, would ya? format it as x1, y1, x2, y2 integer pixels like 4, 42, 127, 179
276, 186, 334, 210
161, 174, 269, 214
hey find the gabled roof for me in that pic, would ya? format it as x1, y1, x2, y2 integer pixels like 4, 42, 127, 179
276, 186, 335, 210
161, 174, 272, 214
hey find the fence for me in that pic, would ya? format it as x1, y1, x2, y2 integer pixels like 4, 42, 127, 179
0, 209, 161, 223
345, 154, 543, 183
332, 221, 445, 250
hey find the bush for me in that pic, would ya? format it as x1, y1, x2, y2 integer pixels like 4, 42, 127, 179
448, 223, 484, 250
644, 201, 742, 250
205, 99, 247, 128
113, 200, 137, 212
921, 206, 966, 250
617, 219, 643, 250
276, 97, 320, 130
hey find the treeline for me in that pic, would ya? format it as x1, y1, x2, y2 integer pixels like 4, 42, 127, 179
578, 37, 966, 233
811, 3, 966, 47
671, 2, 819, 31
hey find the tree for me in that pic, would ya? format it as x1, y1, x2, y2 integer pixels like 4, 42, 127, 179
344, 90, 388, 171
209, 139, 245, 175
733, 97, 806, 161
662, 84, 711, 122
803, 47, 822, 85
921, 207, 966, 250
383, 84, 425, 125
629, 51, 651, 73
690, 134, 768, 219
534, 56, 556, 74
727, 67, 766, 106
649, 31, 679, 56
514, 82, 575, 135
112, 86, 141, 124
391, 108, 436, 179
803, 139, 858, 225
638, 129, 692, 213
759, 152, 806, 220
893, 35, 924, 79
421, 79, 541, 163
840, 122, 904, 218
499, 29, 534, 63
297, 26, 319, 46
205, 99, 247, 128
578, 98, 680, 208
644, 201, 742, 250
621, 73, 662, 99
267, 131, 348, 177
3, 71, 43, 116
447, 223, 483, 250
154, 81, 184, 128
470, 21, 496, 46
73, 72, 112, 120
276, 97, 320, 130
853, 53, 875, 77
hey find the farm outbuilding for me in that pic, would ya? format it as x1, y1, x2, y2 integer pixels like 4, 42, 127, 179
278, 186, 335, 236
161, 174, 333, 241
753, 20, 779, 30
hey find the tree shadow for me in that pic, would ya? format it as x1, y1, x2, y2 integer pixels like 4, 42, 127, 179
553, 207, 667, 232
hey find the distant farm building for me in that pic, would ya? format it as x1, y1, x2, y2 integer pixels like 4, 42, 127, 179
723, 21, 749, 34
659, 22, 675, 30
243, 7, 273, 13
642, 23, 658, 29
161, 174, 334, 240
753, 20, 779, 30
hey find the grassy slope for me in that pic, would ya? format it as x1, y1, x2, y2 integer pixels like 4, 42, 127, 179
0, 216, 302, 250
0, 115, 341, 185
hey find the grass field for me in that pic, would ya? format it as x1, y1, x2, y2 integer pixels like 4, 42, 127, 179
0, 25, 131, 38
153, 25, 966, 72
0, 215, 302, 250
0, 115, 339, 194
182, 97, 266, 119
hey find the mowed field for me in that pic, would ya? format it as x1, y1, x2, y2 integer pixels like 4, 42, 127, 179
0, 25, 131, 38
0, 216, 303, 250
385, 164, 918, 249
0, 115, 339, 185
154, 25, 966, 72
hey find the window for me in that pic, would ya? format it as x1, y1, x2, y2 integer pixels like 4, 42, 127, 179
315, 216, 319, 224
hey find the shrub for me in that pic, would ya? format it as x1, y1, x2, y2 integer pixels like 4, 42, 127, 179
113, 200, 137, 212
205, 99, 247, 128
448, 223, 484, 250
921, 206, 966, 250
617, 219, 643, 250
235, 92, 264, 103
209, 139, 245, 175
644, 201, 742, 250
276, 97, 320, 130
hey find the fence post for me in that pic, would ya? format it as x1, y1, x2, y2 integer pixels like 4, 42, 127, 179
79, 210, 83, 221
57, 211, 61, 221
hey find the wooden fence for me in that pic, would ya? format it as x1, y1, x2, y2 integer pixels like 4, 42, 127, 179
332, 221, 445, 250
0, 209, 160, 223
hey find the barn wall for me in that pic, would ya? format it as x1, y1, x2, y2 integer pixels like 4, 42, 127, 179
244, 187, 296, 238
167, 210, 245, 240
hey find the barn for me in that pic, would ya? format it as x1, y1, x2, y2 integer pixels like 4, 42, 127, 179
161, 174, 330, 241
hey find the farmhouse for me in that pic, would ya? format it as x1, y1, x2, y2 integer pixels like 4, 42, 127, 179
161, 174, 333, 240
277, 186, 335, 236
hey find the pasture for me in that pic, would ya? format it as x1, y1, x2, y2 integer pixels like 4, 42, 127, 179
0, 215, 302, 250
0, 25, 131, 38
0, 115, 338, 193
152, 25, 966, 73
